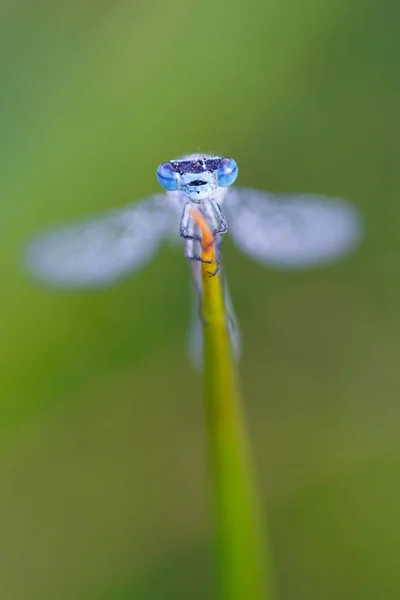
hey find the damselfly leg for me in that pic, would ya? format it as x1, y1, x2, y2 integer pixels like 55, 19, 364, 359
180, 200, 227, 273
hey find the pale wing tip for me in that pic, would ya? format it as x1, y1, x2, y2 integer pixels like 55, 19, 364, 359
23, 229, 157, 289
231, 195, 364, 270
23, 236, 122, 289
271, 198, 363, 269
186, 314, 242, 369
186, 319, 204, 370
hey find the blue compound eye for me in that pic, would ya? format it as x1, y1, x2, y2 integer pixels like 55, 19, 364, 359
156, 162, 181, 191
217, 157, 238, 187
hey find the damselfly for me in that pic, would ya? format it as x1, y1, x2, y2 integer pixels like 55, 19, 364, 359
25, 153, 363, 363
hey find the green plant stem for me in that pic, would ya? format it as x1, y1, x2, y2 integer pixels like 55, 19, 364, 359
191, 209, 276, 600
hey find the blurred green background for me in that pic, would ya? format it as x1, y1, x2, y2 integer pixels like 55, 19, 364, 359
1, 0, 400, 598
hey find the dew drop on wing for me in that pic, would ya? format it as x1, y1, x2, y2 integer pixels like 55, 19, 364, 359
24, 194, 174, 288
224, 187, 363, 269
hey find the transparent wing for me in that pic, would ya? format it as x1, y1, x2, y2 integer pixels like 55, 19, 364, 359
186, 267, 241, 369
25, 194, 174, 288
224, 187, 363, 269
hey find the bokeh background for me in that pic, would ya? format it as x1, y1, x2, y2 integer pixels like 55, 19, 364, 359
1, 1, 400, 598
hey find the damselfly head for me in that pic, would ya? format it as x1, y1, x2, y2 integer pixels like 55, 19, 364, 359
156, 155, 238, 202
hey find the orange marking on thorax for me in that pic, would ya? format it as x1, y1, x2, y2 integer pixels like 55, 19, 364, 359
189, 209, 215, 264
